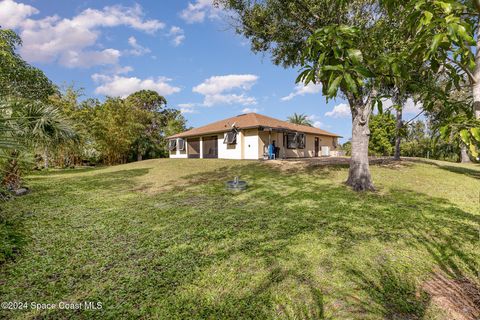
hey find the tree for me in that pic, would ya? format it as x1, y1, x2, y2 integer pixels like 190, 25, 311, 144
125, 90, 167, 112
287, 113, 313, 126
125, 90, 168, 161
381, 0, 480, 162
219, 0, 416, 190
369, 113, 396, 156
91, 98, 143, 164
1, 100, 77, 189
0, 29, 56, 101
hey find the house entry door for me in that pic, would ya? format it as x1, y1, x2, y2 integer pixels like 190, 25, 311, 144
314, 137, 319, 157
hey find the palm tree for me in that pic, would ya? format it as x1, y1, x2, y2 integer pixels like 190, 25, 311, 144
287, 113, 313, 127
1, 99, 78, 190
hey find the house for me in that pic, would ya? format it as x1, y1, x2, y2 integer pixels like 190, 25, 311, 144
167, 112, 342, 160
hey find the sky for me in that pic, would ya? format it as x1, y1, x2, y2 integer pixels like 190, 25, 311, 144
0, 0, 423, 143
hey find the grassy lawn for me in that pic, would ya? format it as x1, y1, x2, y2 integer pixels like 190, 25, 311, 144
1, 158, 479, 319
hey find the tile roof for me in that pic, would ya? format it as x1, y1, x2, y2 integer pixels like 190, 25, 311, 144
167, 113, 341, 139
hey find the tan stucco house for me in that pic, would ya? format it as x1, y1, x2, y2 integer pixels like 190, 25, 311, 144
167, 112, 342, 160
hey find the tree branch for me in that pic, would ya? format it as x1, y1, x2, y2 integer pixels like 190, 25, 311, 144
405, 110, 425, 125
445, 56, 476, 84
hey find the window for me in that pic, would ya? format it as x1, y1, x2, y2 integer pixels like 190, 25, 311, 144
168, 139, 177, 151
223, 131, 237, 144
286, 133, 305, 149
177, 138, 185, 151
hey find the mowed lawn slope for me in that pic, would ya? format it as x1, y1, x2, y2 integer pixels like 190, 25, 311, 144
1, 159, 479, 319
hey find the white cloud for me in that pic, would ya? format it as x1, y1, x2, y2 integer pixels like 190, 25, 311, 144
242, 107, 258, 113
126, 36, 151, 56
92, 74, 181, 98
204, 94, 256, 107
58, 49, 121, 68
306, 115, 324, 128
381, 98, 423, 115
178, 103, 197, 114
192, 74, 258, 107
180, 0, 221, 24
193, 74, 257, 95
111, 65, 134, 75
404, 99, 423, 114
281, 83, 322, 101
0, 1, 164, 67
325, 103, 351, 118
168, 26, 185, 46
0, 0, 38, 29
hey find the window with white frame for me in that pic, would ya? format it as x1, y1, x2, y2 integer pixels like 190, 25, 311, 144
177, 138, 185, 151
168, 139, 177, 151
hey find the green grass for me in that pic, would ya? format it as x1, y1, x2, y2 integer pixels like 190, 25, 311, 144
0, 158, 479, 319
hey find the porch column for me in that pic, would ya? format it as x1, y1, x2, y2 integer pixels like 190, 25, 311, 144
176, 138, 180, 156
199, 136, 203, 158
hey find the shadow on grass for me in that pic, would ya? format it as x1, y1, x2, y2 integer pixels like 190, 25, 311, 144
348, 262, 431, 319
30, 166, 102, 177
408, 158, 480, 179
1, 161, 478, 319
436, 165, 480, 179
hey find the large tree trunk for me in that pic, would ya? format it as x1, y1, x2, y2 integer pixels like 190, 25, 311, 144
460, 146, 471, 162
394, 106, 402, 161
346, 98, 375, 191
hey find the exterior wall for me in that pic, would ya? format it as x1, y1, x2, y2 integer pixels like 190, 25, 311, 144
282, 133, 337, 158
169, 131, 339, 159
217, 132, 243, 159
258, 131, 282, 158
243, 129, 260, 159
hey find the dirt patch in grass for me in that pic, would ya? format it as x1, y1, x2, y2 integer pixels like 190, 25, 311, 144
423, 271, 480, 320
266, 157, 411, 172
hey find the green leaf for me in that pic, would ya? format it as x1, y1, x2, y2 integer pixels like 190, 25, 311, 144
317, 52, 326, 65
353, 66, 374, 78
343, 73, 357, 94
296, 68, 311, 84
376, 99, 383, 114
437, 1, 452, 14
439, 126, 450, 139
422, 11, 433, 25
430, 33, 445, 54
414, 0, 426, 10
346, 49, 363, 64
469, 144, 478, 157
471, 127, 480, 142
323, 65, 344, 71
459, 129, 470, 144
327, 75, 343, 97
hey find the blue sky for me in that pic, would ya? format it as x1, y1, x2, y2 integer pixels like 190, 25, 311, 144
1, 0, 423, 142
